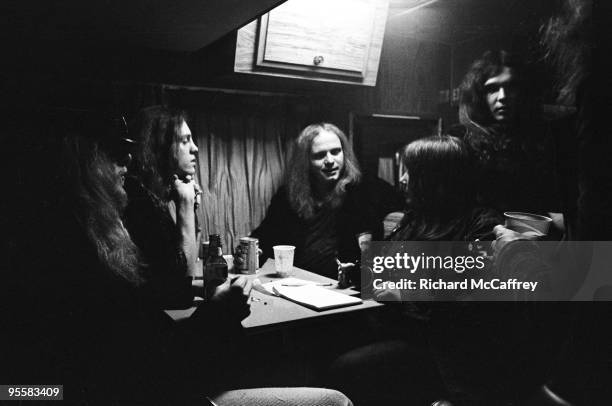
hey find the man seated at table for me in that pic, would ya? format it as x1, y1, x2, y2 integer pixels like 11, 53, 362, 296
3, 109, 354, 406
251, 122, 379, 280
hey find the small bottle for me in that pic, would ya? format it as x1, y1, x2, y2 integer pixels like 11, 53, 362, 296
203, 234, 228, 301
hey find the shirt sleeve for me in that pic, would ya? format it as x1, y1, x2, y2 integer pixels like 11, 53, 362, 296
250, 188, 290, 264
344, 183, 383, 239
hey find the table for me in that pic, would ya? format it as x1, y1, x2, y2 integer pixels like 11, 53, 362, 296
166, 259, 384, 334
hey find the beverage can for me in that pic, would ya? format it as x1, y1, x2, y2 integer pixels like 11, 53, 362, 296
238, 237, 259, 274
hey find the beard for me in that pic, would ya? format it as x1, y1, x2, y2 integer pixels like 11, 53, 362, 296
110, 174, 128, 210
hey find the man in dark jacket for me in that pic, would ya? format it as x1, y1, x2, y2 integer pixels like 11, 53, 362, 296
251, 122, 379, 279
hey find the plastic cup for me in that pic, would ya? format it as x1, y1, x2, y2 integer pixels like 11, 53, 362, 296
503, 212, 553, 237
273, 245, 296, 277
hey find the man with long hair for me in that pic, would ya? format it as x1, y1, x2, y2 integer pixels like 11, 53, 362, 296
3, 110, 247, 400
252, 122, 376, 279
541, 0, 609, 241
537, 0, 612, 403
454, 50, 556, 215
459, 50, 533, 134
486, 3, 610, 402
3, 110, 354, 405
124, 105, 201, 308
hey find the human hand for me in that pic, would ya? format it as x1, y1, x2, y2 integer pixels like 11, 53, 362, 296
336, 260, 355, 289
357, 232, 372, 252
372, 288, 401, 301
171, 174, 197, 204
193, 181, 202, 209
492, 224, 541, 256
209, 275, 252, 321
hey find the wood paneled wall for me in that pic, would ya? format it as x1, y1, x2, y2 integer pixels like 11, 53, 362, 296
317, 32, 451, 134
361, 34, 451, 114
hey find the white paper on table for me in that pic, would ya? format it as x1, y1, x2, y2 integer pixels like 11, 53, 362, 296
260, 277, 322, 296
272, 284, 362, 311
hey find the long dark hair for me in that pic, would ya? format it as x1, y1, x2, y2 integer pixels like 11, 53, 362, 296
59, 134, 142, 285
129, 105, 189, 200
458, 50, 544, 167
459, 50, 537, 132
15, 112, 143, 285
392, 135, 478, 241
459, 50, 528, 132
541, 0, 591, 106
286, 123, 361, 219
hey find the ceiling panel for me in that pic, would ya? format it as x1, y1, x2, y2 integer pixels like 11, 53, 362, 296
2, 0, 557, 52
3, 0, 286, 52
388, 0, 555, 45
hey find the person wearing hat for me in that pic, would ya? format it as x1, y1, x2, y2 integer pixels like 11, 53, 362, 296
3, 109, 353, 405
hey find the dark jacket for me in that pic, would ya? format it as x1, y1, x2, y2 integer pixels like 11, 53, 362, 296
124, 176, 194, 308
252, 184, 379, 279
449, 124, 560, 216
3, 214, 239, 403
388, 207, 564, 405
388, 207, 501, 242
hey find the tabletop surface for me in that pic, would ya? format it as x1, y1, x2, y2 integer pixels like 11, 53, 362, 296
166, 259, 384, 333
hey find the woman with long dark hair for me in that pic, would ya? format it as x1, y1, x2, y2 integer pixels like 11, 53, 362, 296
331, 136, 563, 404
389, 135, 499, 242
390, 136, 558, 404
328, 136, 502, 405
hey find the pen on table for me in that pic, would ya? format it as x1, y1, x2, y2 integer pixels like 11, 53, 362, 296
280, 282, 333, 287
